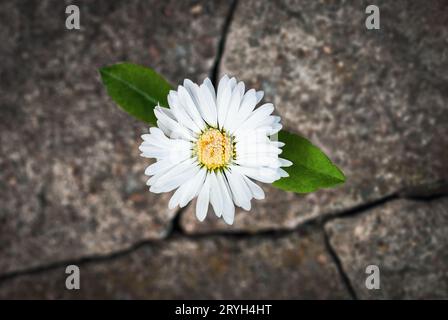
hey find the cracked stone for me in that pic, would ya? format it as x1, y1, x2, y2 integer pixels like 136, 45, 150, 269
181, 0, 448, 233
0, 226, 350, 299
181, 185, 309, 234
0, 0, 230, 275
325, 198, 448, 299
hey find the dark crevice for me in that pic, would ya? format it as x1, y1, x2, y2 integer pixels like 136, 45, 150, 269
321, 193, 399, 224
397, 180, 448, 200
167, 205, 189, 237
33, 187, 48, 237
172, 221, 321, 243
170, 189, 448, 241
1, 185, 447, 283
0, 237, 163, 285
174, 223, 306, 241
0, 218, 318, 284
168, 193, 399, 241
320, 181, 448, 225
322, 226, 358, 300
210, 0, 238, 86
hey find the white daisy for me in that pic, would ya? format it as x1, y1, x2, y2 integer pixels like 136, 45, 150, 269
139, 75, 292, 225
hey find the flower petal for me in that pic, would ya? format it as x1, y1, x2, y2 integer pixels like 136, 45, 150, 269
198, 83, 218, 127
233, 103, 274, 135
217, 75, 232, 129
209, 172, 223, 218
179, 168, 207, 207
196, 173, 211, 221
223, 81, 245, 131
216, 171, 235, 225
232, 165, 280, 184
242, 175, 265, 200
226, 168, 252, 211
178, 85, 206, 131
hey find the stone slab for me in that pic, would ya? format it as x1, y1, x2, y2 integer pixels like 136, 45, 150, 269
325, 198, 448, 299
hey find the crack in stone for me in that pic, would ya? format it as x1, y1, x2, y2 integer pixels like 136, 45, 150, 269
1, 191, 447, 291
398, 180, 448, 200
172, 182, 448, 240
319, 181, 448, 225
321, 193, 399, 224
0, 222, 311, 285
210, 0, 239, 86
322, 225, 358, 300
0, 237, 162, 285
33, 187, 48, 237
1, 180, 446, 284
167, 204, 190, 237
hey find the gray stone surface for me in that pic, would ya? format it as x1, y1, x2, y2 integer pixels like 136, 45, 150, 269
0, 226, 350, 299
0, 0, 230, 275
325, 198, 448, 299
180, 0, 448, 233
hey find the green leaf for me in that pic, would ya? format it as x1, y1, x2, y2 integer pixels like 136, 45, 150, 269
99, 62, 172, 125
273, 130, 345, 193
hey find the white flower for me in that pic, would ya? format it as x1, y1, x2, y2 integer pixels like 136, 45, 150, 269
139, 75, 292, 225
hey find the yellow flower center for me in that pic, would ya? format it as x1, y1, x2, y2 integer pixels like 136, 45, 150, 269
196, 128, 233, 170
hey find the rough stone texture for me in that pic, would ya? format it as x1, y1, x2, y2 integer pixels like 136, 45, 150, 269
0, 226, 349, 299
325, 198, 448, 299
0, 0, 230, 275
180, 0, 448, 233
